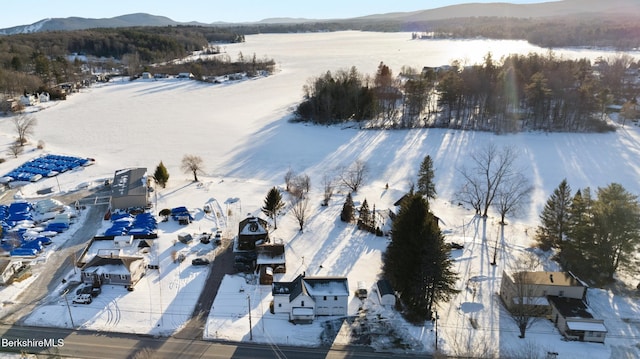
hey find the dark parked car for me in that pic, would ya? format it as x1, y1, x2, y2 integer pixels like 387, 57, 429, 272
234, 252, 257, 272
192, 258, 210, 266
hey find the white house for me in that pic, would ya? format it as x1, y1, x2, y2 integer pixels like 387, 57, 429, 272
272, 275, 349, 324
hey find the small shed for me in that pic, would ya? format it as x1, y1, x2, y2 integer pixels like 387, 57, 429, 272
178, 232, 193, 244
376, 279, 396, 308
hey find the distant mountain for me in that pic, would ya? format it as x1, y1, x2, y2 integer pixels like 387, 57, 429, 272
353, 0, 640, 22
1, 0, 639, 35
0, 13, 203, 35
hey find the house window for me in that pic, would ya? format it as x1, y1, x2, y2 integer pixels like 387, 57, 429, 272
278, 303, 282, 308
120, 275, 127, 280
103, 274, 110, 279
559, 290, 564, 297
301, 301, 305, 307
334, 296, 338, 301
324, 296, 327, 301
542, 290, 547, 296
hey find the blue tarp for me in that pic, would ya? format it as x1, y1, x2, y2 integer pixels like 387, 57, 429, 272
3, 154, 89, 183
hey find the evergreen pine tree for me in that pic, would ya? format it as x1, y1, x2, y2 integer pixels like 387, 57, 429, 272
417, 155, 437, 201
534, 179, 571, 251
262, 187, 285, 229
358, 199, 370, 229
153, 161, 170, 188
383, 193, 458, 321
561, 188, 594, 274
340, 193, 354, 222
592, 183, 640, 281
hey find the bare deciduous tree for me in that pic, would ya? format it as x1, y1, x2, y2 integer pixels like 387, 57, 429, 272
340, 159, 368, 192
290, 173, 310, 200
458, 144, 519, 218
321, 174, 335, 206
284, 168, 295, 192
180, 154, 204, 182
290, 196, 310, 232
7, 142, 23, 158
493, 173, 533, 225
502, 253, 546, 339
12, 114, 37, 146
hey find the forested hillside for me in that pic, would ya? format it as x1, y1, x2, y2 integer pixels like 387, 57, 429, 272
0, 26, 245, 97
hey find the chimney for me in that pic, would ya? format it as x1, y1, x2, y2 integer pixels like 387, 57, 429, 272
549, 274, 554, 283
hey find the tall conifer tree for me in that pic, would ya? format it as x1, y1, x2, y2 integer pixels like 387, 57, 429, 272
535, 179, 571, 250
383, 193, 458, 321
417, 155, 437, 201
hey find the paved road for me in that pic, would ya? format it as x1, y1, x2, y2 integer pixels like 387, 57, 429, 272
0, 324, 428, 359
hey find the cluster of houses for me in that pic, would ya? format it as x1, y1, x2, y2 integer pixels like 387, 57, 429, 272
235, 214, 396, 324
500, 270, 607, 343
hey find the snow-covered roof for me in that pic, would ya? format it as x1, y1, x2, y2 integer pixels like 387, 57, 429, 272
567, 320, 607, 332
512, 296, 549, 306
303, 277, 349, 297
508, 271, 584, 287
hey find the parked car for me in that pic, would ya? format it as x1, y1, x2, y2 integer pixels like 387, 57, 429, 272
192, 258, 210, 266
199, 232, 211, 244
72, 294, 92, 304
214, 230, 222, 245
449, 242, 464, 250
75, 285, 92, 296
91, 287, 102, 297
234, 252, 257, 272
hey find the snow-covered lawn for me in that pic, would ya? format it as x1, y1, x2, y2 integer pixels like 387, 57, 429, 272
0, 31, 638, 358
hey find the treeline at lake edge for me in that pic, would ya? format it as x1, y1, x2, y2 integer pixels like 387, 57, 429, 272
295, 52, 640, 133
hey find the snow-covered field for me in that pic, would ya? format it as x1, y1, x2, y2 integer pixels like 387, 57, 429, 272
0, 31, 639, 358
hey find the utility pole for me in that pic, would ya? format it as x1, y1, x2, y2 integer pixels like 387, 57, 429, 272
63, 289, 75, 328
247, 295, 253, 341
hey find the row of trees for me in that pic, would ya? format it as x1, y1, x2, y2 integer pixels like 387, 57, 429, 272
0, 26, 247, 95
296, 53, 638, 133
424, 14, 640, 50
535, 180, 640, 283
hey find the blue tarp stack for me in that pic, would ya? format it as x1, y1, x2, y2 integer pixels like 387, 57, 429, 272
105, 212, 157, 237
105, 213, 134, 236
171, 206, 193, 221
0, 201, 64, 256
3, 154, 90, 183
127, 212, 157, 236
6, 202, 33, 227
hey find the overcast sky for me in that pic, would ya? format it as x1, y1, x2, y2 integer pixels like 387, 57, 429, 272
1, 0, 548, 28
